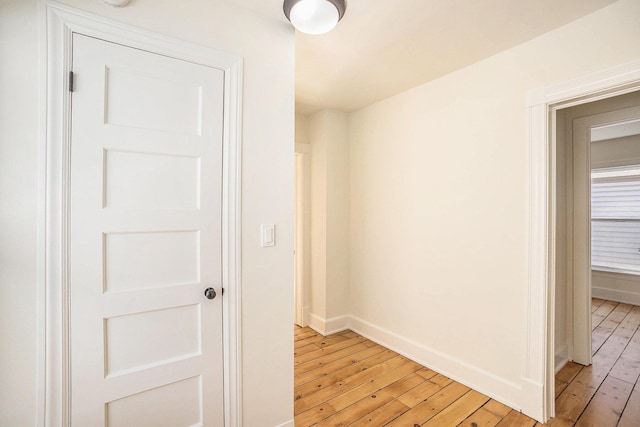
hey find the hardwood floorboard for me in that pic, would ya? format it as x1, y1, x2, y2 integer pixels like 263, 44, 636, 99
495, 410, 537, 427
312, 391, 395, 427
296, 337, 368, 365
295, 355, 414, 414
618, 381, 640, 427
295, 350, 398, 400
573, 376, 633, 427
396, 378, 443, 408
554, 366, 600, 423
315, 334, 357, 349
422, 389, 489, 426
609, 352, 640, 385
556, 362, 582, 384
592, 300, 618, 329
295, 359, 422, 425
295, 346, 389, 387
347, 399, 409, 426
458, 406, 502, 427
296, 342, 324, 358
294, 299, 640, 426
384, 382, 470, 426
296, 330, 325, 341
415, 367, 439, 380
482, 399, 512, 418
591, 302, 631, 353
295, 342, 373, 374
592, 298, 605, 313
324, 358, 423, 413
535, 417, 574, 427
382, 373, 426, 398
555, 378, 569, 399
296, 334, 336, 349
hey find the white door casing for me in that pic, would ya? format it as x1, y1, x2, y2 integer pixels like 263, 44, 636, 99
294, 143, 311, 328
525, 60, 640, 422
294, 153, 304, 326
70, 33, 223, 425
40, 3, 243, 426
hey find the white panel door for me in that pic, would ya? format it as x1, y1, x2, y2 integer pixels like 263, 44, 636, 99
70, 34, 224, 426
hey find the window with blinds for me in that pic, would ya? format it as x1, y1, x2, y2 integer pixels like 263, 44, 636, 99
591, 166, 640, 275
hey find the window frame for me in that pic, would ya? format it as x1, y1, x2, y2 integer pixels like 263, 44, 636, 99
591, 164, 640, 276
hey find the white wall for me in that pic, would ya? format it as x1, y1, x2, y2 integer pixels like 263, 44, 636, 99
348, 0, 640, 415
296, 113, 310, 145
308, 110, 350, 333
0, 2, 39, 426
0, 1, 295, 426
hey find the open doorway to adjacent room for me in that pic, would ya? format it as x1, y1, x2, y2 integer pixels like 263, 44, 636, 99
553, 90, 640, 425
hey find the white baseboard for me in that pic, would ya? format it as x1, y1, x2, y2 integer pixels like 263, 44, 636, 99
308, 313, 323, 334
519, 378, 544, 422
592, 286, 640, 306
308, 313, 350, 336
274, 420, 294, 427
348, 315, 524, 415
555, 343, 569, 374
303, 305, 311, 327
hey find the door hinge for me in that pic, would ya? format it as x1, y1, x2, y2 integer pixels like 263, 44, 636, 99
222, 288, 225, 296
69, 71, 74, 93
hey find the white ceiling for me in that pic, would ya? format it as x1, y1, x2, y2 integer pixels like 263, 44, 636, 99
232, 0, 618, 115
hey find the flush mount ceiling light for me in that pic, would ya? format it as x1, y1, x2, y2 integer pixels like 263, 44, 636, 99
283, 0, 347, 35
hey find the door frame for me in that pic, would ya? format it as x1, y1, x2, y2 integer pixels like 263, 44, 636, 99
524, 59, 640, 422
36, 2, 244, 426
294, 143, 311, 327
294, 152, 304, 326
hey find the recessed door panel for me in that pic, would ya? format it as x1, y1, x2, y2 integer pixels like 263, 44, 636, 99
104, 231, 200, 293
104, 150, 201, 210
105, 305, 201, 376
105, 67, 203, 135
106, 376, 202, 427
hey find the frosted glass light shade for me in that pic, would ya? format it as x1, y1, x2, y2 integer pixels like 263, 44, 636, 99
103, 0, 130, 7
284, 0, 346, 35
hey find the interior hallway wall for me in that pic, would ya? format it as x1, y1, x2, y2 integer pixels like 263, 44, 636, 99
0, 2, 39, 426
348, 0, 640, 414
308, 110, 350, 333
0, 1, 295, 426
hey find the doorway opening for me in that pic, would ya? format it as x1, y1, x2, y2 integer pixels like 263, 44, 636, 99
526, 60, 640, 423
554, 91, 640, 370
552, 91, 640, 424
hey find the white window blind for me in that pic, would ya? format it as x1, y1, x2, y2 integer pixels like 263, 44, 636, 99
591, 166, 640, 274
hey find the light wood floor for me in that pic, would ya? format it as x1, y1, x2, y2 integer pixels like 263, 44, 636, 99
294, 299, 640, 426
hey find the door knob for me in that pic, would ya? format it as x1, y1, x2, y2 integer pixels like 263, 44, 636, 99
204, 287, 217, 300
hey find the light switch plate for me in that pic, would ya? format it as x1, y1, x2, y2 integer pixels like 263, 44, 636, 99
261, 224, 275, 247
